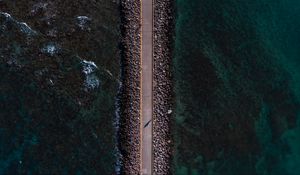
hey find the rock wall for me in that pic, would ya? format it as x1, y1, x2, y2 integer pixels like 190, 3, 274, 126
153, 0, 174, 174
118, 0, 142, 174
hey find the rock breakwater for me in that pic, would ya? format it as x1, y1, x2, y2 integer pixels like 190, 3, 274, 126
118, 0, 142, 174
153, 0, 174, 174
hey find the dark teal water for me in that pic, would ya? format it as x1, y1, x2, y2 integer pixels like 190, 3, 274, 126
0, 1, 120, 174
174, 0, 300, 174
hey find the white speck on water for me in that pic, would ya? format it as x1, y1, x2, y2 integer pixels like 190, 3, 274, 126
49, 79, 54, 85
167, 109, 172, 114
77, 16, 90, 21
76, 16, 91, 30
105, 69, 113, 77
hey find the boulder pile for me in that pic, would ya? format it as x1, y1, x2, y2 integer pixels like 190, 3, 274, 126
118, 0, 142, 174
153, 0, 174, 174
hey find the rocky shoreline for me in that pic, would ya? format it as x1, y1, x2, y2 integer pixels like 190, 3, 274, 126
118, 0, 142, 174
153, 0, 174, 174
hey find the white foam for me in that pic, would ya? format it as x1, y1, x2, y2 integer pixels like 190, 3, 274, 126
18, 22, 37, 35
81, 60, 100, 91
81, 60, 98, 74
41, 43, 60, 56
84, 74, 100, 90
76, 16, 91, 30
0, 12, 12, 18
1, 12, 37, 36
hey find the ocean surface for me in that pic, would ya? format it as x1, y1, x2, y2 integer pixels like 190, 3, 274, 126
0, 1, 120, 174
174, 0, 300, 174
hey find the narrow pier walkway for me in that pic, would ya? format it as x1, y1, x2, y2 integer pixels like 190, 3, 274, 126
141, 0, 153, 174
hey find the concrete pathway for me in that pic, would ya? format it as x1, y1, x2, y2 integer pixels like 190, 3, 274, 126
141, 0, 153, 174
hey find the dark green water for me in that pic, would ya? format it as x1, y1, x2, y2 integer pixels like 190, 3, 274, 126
0, 1, 120, 174
174, 0, 300, 174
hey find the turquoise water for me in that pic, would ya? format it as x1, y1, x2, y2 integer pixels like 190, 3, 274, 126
174, 0, 300, 174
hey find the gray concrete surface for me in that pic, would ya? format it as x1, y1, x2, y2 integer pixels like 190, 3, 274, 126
141, 0, 153, 174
